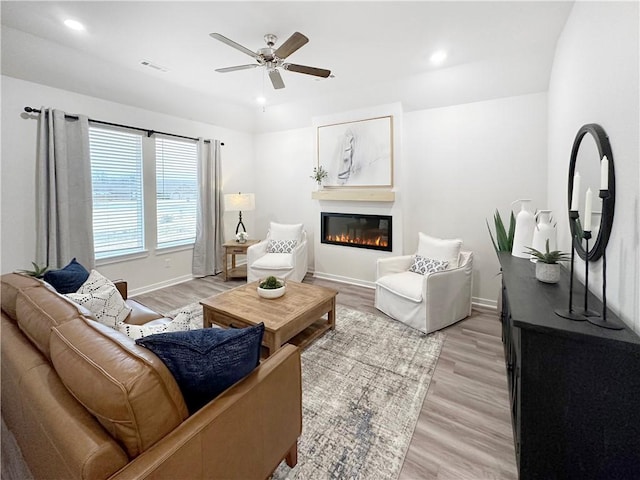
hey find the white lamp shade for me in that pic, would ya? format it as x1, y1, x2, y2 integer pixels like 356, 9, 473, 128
224, 193, 255, 212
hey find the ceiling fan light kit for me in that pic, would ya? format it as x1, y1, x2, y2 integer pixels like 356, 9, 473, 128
210, 31, 331, 90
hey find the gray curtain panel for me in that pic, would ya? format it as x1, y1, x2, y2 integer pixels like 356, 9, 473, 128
192, 139, 223, 276
36, 109, 95, 270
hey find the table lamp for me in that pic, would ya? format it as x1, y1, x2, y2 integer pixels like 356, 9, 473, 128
224, 192, 255, 234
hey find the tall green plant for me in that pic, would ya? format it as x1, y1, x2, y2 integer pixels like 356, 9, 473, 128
487, 209, 516, 254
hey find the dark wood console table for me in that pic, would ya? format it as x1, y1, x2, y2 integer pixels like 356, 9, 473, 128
498, 253, 640, 479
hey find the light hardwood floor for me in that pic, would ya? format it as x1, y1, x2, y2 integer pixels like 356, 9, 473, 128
1, 273, 517, 480
134, 274, 518, 480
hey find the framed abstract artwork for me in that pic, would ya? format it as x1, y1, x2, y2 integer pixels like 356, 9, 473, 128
317, 116, 393, 188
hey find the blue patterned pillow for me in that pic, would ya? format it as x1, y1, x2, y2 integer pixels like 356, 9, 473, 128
267, 239, 298, 254
408, 255, 449, 275
43, 258, 90, 294
136, 324, 264, 414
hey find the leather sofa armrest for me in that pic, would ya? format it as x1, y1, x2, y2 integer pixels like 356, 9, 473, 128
113, 280, 128, 300
108, 344, 302, 480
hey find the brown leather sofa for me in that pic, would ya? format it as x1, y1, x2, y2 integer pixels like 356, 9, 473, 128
1, 273, 302, 480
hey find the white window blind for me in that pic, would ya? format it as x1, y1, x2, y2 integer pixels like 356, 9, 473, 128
89, 127, 144, 259
156, 137, 198, 249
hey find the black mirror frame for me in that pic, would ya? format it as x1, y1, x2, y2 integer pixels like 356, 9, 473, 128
567, 123, 615, 262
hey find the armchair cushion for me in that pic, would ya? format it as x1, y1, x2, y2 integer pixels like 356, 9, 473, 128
376, 271, 423, 303
267, 239, 298, 254
252, 253, 294, 271
269, 222, 303, 243
417, 233, 462, 268
136, 324, 265, 414
408, 255, 449, 275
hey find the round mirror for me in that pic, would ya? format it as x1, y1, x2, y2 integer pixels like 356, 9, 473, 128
567, 124, 615, 261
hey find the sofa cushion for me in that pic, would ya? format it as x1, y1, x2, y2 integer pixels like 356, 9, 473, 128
136, 324, 264, 414
408, 255, 449, 276
43, 258, 90, 294
49, 317, 188, 458
1, 273, 41, 321
376, 271, 424, 303
117, 312, 192, 340
269, 222, 303, 243
417, 233, 462, 269
251, 253, 294, 271
16, 285, 86, 360
267, 239, 298, 254
66, 270, 131, 328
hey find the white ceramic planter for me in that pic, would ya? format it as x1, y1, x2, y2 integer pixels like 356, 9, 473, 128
257, 279, 286, 299
535, 263, 560, 284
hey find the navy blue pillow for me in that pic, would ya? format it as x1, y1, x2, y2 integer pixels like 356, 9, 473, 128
43, 258, 90, 294
136, 324, 264, 414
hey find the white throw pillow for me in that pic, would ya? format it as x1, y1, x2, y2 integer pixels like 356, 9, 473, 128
66, 270, 131, 328
269, 222, 303, 243
408, 255, 449, 275
417, 233, 462, 269
117, 312, 192, 340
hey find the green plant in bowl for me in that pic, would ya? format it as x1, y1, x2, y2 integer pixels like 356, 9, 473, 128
259, 276, 284, 289
18, 262, 48, 278
525, 239, 570, 264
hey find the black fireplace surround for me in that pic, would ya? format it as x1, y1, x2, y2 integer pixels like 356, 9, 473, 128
321, 212, 392, 252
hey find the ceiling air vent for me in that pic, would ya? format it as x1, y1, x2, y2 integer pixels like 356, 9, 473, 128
140, 60, 169, 72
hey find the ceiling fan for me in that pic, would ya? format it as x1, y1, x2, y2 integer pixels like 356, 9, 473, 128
209, 32, 331, 90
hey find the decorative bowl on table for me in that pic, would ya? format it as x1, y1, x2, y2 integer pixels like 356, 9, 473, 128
257, 276, 286, 299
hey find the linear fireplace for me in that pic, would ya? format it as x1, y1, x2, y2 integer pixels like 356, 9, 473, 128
321, 212, 392, 252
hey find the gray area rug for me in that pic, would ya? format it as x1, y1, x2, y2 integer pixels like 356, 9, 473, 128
169, 302, 445, 480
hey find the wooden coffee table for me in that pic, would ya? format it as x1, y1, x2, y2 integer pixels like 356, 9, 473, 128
201, 281, 338, 357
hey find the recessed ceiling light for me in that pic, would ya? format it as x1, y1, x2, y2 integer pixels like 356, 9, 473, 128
64, 19, 85, 31
256, 96, 266, 105
430, 50, 447, 65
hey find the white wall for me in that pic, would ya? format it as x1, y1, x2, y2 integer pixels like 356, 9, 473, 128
547, 1, 640, 331
1, 76, 254, 293
404, 92, 549, 306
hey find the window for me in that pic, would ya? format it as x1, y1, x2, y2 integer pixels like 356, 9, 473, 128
156, 137, 198, 248
89, 127, 144, 259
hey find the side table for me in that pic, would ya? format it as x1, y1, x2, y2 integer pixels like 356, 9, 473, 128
222, 240, 259, 281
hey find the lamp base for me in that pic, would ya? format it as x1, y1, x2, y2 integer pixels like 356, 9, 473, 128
587, 316, 624, 330
578, 309, 600, 318
554, 309, 587, 321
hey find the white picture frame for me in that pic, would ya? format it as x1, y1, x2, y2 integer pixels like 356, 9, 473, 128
317, 116, 393, 188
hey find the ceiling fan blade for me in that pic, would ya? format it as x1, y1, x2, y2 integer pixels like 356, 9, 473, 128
284, 63, 331, 78
274, 31, 309, 59
215, 64, 259, 73
269, 69, 285, 89
209, 33, 260, 60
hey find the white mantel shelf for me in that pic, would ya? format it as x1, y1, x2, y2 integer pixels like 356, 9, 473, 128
311, 189, 395, 202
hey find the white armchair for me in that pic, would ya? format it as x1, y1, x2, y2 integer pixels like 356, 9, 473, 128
247, 222, 308, 283
375, 233, 473, 334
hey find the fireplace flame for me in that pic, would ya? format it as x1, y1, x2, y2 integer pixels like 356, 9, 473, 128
326, 234, 388, 248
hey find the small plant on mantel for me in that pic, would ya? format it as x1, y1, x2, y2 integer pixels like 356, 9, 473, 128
310, 165, 328, 186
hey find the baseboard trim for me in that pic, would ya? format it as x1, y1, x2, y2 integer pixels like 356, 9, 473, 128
312, 272, 375, 289
473, 297, 498, 313
129, 274, 195, 297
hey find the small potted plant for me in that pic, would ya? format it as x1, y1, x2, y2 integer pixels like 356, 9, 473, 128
310, 165, 328, 187
257, 275, 286, 299
18, 262, 48, 278
525, 239, 570, 284
235, 231, 248, 244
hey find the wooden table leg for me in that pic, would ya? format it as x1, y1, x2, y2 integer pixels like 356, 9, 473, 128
223, 250, 229, 281
328, 297, 336, 330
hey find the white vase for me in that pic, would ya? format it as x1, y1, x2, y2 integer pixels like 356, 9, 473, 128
530, 210, 557, 262
511, 199, 535, 259
535, 262, 560, 284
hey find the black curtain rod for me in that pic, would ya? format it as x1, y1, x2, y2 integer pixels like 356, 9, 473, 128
23, 107, 223, 145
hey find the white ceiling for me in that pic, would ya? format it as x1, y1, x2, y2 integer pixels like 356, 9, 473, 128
1, 1, 574, 131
